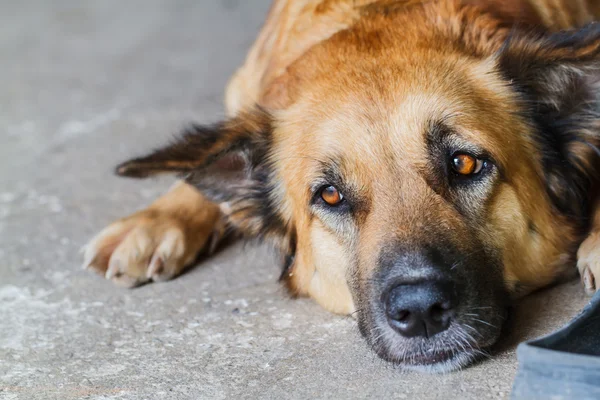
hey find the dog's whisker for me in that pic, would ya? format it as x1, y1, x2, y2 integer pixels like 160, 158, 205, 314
463, 324, 482, 343
452, 330, 470, 355
461, 323, 485, 339
468, 318, 498, 329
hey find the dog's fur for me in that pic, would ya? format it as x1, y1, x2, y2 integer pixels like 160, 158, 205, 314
84, 0, 600, 372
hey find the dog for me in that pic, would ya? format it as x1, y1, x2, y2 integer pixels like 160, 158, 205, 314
83, 0, 600, 372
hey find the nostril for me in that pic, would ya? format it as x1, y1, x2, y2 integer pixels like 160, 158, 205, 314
429, 301, 453, 323
429, 303, 445, 322
397, 310, 410, 322
388, 308, 410, 322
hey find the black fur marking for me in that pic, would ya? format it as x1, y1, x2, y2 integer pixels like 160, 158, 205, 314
189, 126, 289, 240
115, 122, 227, 178
279, 230, 297, 281
528, 220, 537, 235
116, 108, 290, 243
497, 24, 600, 223
424, 120, 454, 199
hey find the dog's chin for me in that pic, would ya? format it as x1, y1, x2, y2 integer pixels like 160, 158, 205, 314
367, 321, 498, 373
399, 349, 481, 373
376, 346, 483, 373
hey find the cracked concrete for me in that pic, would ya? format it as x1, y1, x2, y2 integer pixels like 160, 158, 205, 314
0, 1, 592, 399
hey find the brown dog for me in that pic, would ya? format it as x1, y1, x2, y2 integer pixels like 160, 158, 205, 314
84, 0, 600, 372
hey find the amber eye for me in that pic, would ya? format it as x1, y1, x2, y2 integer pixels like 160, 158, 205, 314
452, 153, 484, 176
320, 185, 344, 206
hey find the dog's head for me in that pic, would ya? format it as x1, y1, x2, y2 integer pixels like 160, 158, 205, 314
117, 3, 600, 372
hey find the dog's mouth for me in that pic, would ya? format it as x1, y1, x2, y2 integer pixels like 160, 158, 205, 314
370, 336, 489, 373
361, 308, 505, 373
406, 349, 459, 365
400, 347, 486, 373
404, 345, 486, 366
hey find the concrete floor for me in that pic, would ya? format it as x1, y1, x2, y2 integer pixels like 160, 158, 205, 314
0, 1, 593, 399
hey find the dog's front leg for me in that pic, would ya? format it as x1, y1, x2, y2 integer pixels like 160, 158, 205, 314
83, 181, 226, 287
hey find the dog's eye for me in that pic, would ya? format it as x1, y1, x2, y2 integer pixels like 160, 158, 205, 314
451, 153, 484, 176
320, 185, 344, 206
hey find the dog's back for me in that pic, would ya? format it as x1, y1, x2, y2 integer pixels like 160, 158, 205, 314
227, 0, 600, 116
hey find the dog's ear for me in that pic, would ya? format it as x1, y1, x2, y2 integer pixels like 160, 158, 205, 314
116, 108, 272, 185
116, 108, 288, 239
497, 23, 600, 220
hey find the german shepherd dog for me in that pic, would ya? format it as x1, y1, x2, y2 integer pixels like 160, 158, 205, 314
84, 0, 600, 372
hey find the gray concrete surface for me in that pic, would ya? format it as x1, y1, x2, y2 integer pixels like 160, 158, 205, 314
0, 1, 593, 399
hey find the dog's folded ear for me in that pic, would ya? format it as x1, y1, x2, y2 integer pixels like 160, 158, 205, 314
498, 23, 600, 97
115, 107, 289, 240
116, 108, 273, 203
497, 23, 600, 220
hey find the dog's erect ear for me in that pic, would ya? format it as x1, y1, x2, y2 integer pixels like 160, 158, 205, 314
116, 108, 287, 239
497, 23, 600, 220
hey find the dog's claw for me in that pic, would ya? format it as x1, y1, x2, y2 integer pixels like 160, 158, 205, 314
579, 265, 596, 295
147, 254, 164, 280
105, 259, 120, 280
81, 245, 94, 269
577, 232, 600, 295
82, 249, 103, 274
82, 258, 96, 272
82, 257, 92, 271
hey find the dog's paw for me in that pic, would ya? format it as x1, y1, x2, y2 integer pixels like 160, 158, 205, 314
576, 232, 600, 295
82, 210, 223, 288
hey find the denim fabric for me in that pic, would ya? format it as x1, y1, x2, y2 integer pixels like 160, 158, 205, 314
512, 291, 600, 399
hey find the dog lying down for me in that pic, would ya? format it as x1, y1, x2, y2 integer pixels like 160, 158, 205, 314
84, 0, 600, 372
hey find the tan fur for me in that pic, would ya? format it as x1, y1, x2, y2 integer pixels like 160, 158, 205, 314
225, 0, 382, 115
228, 0, 600, 114
86, 0, 600, 319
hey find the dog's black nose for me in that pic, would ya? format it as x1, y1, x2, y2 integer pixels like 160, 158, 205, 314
384, 280, 456, 338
